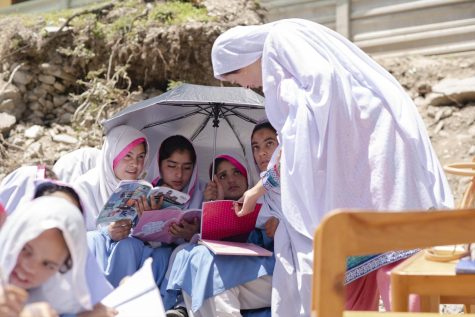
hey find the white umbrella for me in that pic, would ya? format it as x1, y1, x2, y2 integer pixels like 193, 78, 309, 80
102, 83, 266, 183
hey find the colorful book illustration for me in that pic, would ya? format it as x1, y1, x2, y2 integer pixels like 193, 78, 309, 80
96, 180, 190, 225
132, 208, 201, 244
199, 200, 271, 256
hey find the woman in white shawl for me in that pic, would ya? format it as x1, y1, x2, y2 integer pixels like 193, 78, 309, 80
212, 19, 453, 316
0, 196, 92, 315
53, 147, 101, 184
75, 125, 172, 289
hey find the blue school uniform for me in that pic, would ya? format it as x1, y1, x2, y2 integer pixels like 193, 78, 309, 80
165, 229, 275, 313
87, 229, 172, 287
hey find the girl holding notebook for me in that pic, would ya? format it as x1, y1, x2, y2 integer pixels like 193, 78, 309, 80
165, 152, 276, 317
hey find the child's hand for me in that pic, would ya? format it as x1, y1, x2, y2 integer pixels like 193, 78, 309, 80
20, 302, 58, 317
0, 284, 28, 317
264, 217, 279, 238
78, 303, 118, 317
108, 219, 132, 241
169, 218, 200, 241
135, 195, 163, 217
204, 179, 224, 201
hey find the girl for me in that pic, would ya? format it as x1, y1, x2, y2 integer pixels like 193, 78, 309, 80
166, 153, 274, 317
212, 19, 453, 315
75, 125, 171, 288
139, 135, 205, 242
0, 196, 91, 315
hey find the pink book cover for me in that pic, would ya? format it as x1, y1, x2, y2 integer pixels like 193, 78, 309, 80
201, 200, 261, 242
199, 239, 273, 256
132, 208, 201, 244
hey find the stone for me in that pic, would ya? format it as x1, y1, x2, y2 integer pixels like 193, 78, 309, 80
12, 70, 33, 85
427, 77, 475, 106
38, 74, 56, 85
58, 113, 73, 124
52, 133, 78, 144
24, 125, 44, 140
23, 142, 43, 159
0, 80, 26, 119
53, 82, 66, 92
53, 95, 68, 107
0, 112, 16, 134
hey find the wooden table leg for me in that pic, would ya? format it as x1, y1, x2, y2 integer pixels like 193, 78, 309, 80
391, 274, 409, 312
420, 296, 440, 312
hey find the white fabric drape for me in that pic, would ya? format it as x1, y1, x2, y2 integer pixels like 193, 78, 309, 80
53, 147, 101, 184
0, 166, 42, 214
74, 125, 150, 230
0, 196, 91, 314
212, 18, 453, 316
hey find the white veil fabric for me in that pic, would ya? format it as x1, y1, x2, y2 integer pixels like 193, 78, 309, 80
0, 196, 92, 314
0, 166, 44, 215
53, 147, 101, 184
212, 18, 454, 316
73, 125, 150, 230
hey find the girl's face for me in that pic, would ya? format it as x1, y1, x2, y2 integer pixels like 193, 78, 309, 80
114, 143, 146, 181
159, 150, 194, 191
10, 228, 69, 290
221, 59, 262, 89
215, 160, 248, 200
251, 128, 279, 172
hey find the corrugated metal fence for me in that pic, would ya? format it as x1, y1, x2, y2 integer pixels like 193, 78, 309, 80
260, 0, 475, 57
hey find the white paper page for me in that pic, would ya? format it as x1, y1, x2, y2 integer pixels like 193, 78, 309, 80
101, 258, 165, 316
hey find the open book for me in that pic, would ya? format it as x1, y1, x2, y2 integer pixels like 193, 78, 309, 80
199, 200, 272, 256
132, 207, 201, 244
96, 180, 190, 226
101, 258, 165, 316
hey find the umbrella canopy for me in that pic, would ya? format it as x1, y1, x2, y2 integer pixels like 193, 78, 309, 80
102, 83, 267, 183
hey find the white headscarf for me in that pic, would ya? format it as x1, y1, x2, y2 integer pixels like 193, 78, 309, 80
0, 165, 45, 215
74, 125, 150, 230
212, 18, 453, 239
0, 196, 91, 314
53, 147, 101, 184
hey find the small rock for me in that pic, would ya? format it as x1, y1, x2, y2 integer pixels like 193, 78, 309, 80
0, 112, 16, 134
24, 125, 44, 140
38, 74, 56, 85
12, 70, 33, 85
417, 83, 432, 96
469, 146, 475, 156
52, 134, 78, 144
427, 77, 475, 106
434, 121, 444, 134
23, 142, 43, 159
53, 95, 68, 107
58, 113, 73, 124
53, 82, 66, 92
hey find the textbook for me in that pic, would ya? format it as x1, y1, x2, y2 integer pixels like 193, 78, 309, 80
132, 207, 201, 244
199, 200, 272, 256
101, 258, 166, 316
96, 180, 190, 225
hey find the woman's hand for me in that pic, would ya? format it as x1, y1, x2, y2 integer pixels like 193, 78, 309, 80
135, 195, 163, 218
264, 217, 279, 238
204, 179, 224, 202
108, 219, 132, 241
234, 180, 266, 217
20, 302, 58, 317
0, 284, 28, 317
77, 303, 118, 317
169, 218, 200, 241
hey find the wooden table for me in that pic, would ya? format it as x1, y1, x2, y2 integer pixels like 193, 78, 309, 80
391, 251, 475, 312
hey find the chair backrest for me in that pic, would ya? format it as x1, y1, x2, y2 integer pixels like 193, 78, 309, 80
444, 159, 475, 208
311, 208, 475, 317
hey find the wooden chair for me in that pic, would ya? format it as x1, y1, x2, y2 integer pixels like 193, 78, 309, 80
311, 208, 475, 317
444, 160, 475, 208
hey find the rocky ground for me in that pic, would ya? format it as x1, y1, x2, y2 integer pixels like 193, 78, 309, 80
0, 0, 474, 207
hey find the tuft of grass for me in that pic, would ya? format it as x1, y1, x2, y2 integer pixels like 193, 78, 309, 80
148, 1, 213, 25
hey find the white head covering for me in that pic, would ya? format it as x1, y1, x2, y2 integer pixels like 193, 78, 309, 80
212, 18, 453, 239
53, 147, 101, 184
0, 196, 91, 314
74, 125, 150, 230
0, 165, 45, 215
149, 136, 204, 210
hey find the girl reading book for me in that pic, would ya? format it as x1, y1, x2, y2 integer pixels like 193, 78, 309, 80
0, 196, 92, 316
137, 135, 205, 242
75, 125, 172, 289
165, 153, 275, 317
